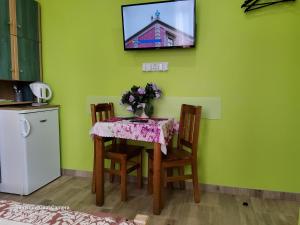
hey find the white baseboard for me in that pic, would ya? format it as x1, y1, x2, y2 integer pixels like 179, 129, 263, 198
62, 168, 300, 202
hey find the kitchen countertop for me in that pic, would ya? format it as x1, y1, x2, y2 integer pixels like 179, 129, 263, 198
0, 101, 33, 106
0, 104, 60, 110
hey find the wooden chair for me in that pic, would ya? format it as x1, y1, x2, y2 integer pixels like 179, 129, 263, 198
147, 104, 202, 203
91, 103, 143, 201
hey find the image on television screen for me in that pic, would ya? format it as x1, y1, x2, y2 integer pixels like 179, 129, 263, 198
122, 0, 195, 50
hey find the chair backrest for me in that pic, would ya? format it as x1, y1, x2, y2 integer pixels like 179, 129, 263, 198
177, 104, 202, 157
91, 103, 115, 143
91, 102, 115, 125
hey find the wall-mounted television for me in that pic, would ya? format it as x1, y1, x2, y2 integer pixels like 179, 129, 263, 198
121, 0, 196, 50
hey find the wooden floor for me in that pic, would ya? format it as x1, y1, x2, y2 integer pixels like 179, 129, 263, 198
0, 176, 299, 225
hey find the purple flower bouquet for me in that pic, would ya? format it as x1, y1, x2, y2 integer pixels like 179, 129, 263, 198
120, 83, 162, 117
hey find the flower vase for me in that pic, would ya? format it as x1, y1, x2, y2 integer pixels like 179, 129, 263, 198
139, 110, 149, 119
137, 103, 149, 119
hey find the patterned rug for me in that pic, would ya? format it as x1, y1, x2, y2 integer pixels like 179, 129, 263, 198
0, 200, 134, 225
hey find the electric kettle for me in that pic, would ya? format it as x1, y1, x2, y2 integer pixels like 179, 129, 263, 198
29, 82, 52, 105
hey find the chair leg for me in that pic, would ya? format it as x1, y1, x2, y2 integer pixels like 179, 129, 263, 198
137, 153, 143, 189
120, 158, 127, 201
109, 160, 115, 183
148, 157, 153, 194
178, 167, 186, 190
166, 168, 173, 189
161, 166, 165, 209
191, 160, 200, 203
92, 147, 96, 193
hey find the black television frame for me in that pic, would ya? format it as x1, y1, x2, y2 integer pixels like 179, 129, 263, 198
121, 0, 196, 51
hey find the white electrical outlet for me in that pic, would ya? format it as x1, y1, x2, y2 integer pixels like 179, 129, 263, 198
142, 62, 168, 72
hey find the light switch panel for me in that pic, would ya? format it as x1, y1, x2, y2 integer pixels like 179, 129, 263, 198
142, 62, 168, 72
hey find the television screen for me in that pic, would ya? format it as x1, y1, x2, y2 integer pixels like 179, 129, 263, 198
121, 0, 196, 50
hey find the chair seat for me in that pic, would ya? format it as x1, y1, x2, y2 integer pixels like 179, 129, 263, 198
147, 148, 192, 161
106, 144, 143, 160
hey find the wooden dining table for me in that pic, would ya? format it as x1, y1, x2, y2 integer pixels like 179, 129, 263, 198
90, 117, 176, 215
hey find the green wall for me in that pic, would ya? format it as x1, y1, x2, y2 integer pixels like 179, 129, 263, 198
38, 0, 300, 193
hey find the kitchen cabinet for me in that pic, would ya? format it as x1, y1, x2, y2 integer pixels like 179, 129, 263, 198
0, 0, 10, 38
0, 37, 12, 80
18, 37, 40, 81
0, 0, 12, 80
16, 0, 39, 41
0, 0, 41, 82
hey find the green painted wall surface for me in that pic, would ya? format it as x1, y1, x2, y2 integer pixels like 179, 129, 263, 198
38, 0, 300, 193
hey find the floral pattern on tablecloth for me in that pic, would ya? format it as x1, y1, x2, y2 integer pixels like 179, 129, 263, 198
0, 200, 134, 225
90, 118, 177, 154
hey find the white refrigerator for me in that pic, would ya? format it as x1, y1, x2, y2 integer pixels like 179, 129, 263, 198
0, 107, 61, 195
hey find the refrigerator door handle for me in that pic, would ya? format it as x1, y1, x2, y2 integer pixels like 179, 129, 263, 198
21, 118, 31, 137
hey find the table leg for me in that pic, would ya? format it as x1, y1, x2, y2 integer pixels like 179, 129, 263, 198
153, 143, 162, 215
95, 136, 104, 206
